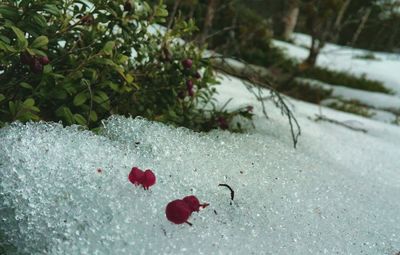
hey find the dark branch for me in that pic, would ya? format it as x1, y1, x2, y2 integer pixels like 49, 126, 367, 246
313, 114, 367, 133
208, 55, 301, 148
218, 183, 235, 203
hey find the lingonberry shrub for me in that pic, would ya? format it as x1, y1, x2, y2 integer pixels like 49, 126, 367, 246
0, 0, 253, 132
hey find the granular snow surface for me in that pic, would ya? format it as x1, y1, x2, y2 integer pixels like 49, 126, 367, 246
1, 74, 400, 255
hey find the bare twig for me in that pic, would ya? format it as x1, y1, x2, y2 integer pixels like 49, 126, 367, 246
208, 55, 301, 148
218, 183, 234, 204
313, 114, 367, 133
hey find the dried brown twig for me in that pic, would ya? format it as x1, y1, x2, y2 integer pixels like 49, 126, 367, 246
207, 55, 301, 148
313, 114, 367, 133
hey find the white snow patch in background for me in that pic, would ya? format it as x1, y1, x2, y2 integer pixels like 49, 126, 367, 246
273, 33, 400, 95
1, 73, 400, 254
297, 78, 400, 110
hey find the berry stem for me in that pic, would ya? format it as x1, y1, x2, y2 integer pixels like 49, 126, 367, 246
200, 203, 210, 209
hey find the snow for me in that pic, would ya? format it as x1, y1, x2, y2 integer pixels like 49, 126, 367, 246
1, 72, 400, 254
273, 33, 400, 95
297, 78, 400, 111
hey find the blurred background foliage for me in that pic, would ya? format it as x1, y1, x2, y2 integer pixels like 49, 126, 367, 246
1, 0, 399, 131
0, 0, 253, 131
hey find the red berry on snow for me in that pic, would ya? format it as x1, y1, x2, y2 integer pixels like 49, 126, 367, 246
183, 195, 209, 212
183, 195, 200, 212
166, 196, 209, 225
166, 199, 192, 225
182, 58, 193, 69
141, 169, 156, 190
128, 167, 144, 186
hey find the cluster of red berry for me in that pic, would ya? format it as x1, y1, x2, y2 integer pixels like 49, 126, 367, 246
128, 167, 156, 190
166, 195, 209, 226
127, 166, 208, 225
20, 52, 50, 74
181, 58, 201, 98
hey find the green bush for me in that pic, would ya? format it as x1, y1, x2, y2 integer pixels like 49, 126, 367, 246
301, 67, 392, 94
327, 99, 374, 118
286, 80, 332, 104
0, 0, 252, 131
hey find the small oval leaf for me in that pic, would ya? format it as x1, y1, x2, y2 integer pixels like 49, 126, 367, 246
73, 92, 88, 106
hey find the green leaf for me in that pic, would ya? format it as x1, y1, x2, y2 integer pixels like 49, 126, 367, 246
20, 82, 33, 90
0, 41, 16, 52
73, 92, 88, 106
8, 101, 16, 116
29, 106, 40, 112
18, 112, 39, 122
107, 81, 119, 91
43, 4, 61, 16
30, 48, 47, 56
0, 35, 10, 44
127, 74, 135, 84
23, 98, 35, 107
11, 26, 28, 49
0, 5, 19, 21
89, 111, 98, 122
93, 91, 110, 110
92, 57, 117, 66
43, 64, 52, 74
32, 14, 47, 28
116, 54, 129, 64
102, 41, 115, 55
51, 89, 68, 100
0, 94, 5, 103
74, 114, 87, 126
56, 106, 74, 124
31, 36, 49, 49
154, 5, 168, 17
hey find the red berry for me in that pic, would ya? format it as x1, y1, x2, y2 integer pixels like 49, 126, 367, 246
188, 88, 194, 97
20, 52, 33, 65
38, 56, 50, 65
30, 58, 43, 74
166, 200, 192, 224
128, 167, 144, 186
182, 59, 193, 69
183, 195, 200, 212
178, 91, 185, 99
183, 195, 210, 212
81, 14, 94, 25
141, 169, 156, 190
217, 116, 229, 130
186, 79, 193, 89
124, 1, 132, 12
186, 80, 194, 97
194, 71, 201, 79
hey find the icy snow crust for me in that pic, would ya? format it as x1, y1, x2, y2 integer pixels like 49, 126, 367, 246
1, 108, 400, 254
